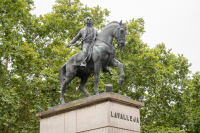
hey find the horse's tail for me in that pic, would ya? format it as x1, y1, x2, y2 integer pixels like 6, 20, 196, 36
59, 63, 67, 85
59, 55, 78, 86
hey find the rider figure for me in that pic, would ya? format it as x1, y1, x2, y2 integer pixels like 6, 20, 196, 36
66, 17, 113, 75
66, 17, 97, 67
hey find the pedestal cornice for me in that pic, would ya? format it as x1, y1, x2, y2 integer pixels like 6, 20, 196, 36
36, 92, 144, 119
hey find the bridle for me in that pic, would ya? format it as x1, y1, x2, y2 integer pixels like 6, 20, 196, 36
113, 26, 126, 48
95, 21, 126, 67
96, 22, 126, 49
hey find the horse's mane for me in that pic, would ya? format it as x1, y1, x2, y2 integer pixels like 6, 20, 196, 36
104, 21, 119, 28
99, 21, 119, 34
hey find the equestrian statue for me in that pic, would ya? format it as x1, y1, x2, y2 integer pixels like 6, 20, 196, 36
59, 17, 127, 104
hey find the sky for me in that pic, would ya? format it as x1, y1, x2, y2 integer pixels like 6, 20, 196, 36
31, 0, 200, 75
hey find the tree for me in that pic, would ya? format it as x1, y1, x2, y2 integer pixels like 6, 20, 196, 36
179, 72, 200, 132
0, 0, 41, 132
111, 18, 191, 132
120, 18, 199, 132
0, 0, 109, 132
1, 0, 199, 132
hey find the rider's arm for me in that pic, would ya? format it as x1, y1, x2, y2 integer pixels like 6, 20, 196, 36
69, 30, 82, 45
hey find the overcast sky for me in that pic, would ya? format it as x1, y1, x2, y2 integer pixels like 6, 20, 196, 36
31, 0, 200, 75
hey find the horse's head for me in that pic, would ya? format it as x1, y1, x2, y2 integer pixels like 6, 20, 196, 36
114, 20, 127, 48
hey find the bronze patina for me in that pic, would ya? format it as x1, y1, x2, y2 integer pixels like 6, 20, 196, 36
59, 18, 127, 104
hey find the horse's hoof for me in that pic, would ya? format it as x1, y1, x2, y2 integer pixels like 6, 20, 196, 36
60, 99, 65, 104
86, 93, 91, 97
94, 92, 99, 95
118, 79, 124, 86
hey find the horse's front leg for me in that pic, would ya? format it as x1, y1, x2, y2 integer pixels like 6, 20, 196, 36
94, 59, 102, 95
109, 58, 125, 86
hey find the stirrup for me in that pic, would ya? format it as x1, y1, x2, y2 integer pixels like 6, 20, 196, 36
80, 62, 87, 67
109, 70, 113, 76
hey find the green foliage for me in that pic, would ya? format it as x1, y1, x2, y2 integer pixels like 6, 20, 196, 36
146, 126, 184, 133
0, 0, 40, 132
0, 0, 199, 132
179, 72, 200, 132
108, 18, 194, 132
0, 0, 109, 132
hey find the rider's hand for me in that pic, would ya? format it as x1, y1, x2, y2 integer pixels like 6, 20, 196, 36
66, 43, 71, 48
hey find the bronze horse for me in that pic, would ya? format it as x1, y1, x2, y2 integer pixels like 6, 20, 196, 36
59, 21, 127, 104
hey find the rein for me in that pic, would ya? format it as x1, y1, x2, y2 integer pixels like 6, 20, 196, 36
113, 26, 125, 47
94, 23, 125, 68
95, 26, 124, 49
96, 38, 118, 49
96, 37, 115, 68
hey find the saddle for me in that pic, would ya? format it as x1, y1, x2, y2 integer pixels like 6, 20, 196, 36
73, 41, 94, 66
73, 40, 116, 68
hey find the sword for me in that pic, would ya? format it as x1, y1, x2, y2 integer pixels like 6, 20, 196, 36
66, 32, 94, 48
81, 32, 94, 42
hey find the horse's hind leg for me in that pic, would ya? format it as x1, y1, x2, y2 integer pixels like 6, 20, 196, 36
79, 74, 91, 97
60, 76, 74, 104
94, 60, 102, 95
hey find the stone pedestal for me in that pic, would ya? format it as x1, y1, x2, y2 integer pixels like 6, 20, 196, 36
36, 92, 144, 133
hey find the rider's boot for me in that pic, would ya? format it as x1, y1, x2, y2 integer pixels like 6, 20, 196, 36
109, 69, 113, 75
80, 60, 87, 67
103, 67, 113, 76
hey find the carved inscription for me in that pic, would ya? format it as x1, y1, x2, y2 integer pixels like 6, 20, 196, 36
111, 111, 139, 123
